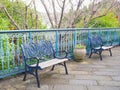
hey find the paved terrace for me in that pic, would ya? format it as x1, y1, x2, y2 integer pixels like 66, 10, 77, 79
0, 46, 120, 90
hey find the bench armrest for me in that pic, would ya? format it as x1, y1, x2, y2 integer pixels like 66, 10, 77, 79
54, 50, 68, 59
25, 57, 40, 67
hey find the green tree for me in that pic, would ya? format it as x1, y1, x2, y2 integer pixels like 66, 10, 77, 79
0, 0, 46, 30
87, 12, 119, 28
0, 13, 10, 30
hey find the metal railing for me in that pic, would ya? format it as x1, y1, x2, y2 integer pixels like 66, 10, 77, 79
0, 28, 120, 78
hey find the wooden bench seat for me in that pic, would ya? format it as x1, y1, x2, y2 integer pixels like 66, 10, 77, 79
21, 40, 69, 88
94, 46, 113, 50
31, 58, 68, 69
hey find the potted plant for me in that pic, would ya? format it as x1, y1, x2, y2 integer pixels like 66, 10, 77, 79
73, 44, 86, 62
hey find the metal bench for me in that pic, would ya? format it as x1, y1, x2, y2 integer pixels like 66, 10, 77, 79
88, 36, 113, 60
21, 40, 68, 88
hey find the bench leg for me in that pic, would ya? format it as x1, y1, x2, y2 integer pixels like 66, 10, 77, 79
99, 51, 102, 60
23, 66, 27, 81
23, 72, 27, 81
51, 62, 68, 75
64, 61, 68, 75
35, 69, 40, 88
109, 49, 112, 56
51, 65, 55, 71
89, 52, 92, 58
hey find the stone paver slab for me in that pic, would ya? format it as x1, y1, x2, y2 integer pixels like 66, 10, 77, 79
69, 79, 97, 86
93, 71, 120, 76
53, 85, 87, 90
98, 81, 120, 86
111, 76, 120, 81
88, 86, 120, 90
74, 75, 112, 81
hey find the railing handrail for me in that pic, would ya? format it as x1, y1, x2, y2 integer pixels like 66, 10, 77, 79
0, 28, 120, 34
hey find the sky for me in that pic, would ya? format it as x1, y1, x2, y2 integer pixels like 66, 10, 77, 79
21, 0, 91, 13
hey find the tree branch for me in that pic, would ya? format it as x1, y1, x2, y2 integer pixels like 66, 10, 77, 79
40, 0, 54, 28
33, 0, 39, 29
52, 0, 58, 28
58, 0, 66, 28
1, 6, 20, 30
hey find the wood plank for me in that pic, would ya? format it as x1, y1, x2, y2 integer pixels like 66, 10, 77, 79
31, 58, 68, 69
95, 46, 113, 50
102, 46, 113, 50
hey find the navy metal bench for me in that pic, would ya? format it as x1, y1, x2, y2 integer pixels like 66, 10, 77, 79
21, 40, 68, 88
88, 36, 113, 60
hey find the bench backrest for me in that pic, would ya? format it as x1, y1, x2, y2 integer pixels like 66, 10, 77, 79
88, 36, 103, 49
36, 40, 55, 58
21, 42, 38, 59
21, 40, 55, 61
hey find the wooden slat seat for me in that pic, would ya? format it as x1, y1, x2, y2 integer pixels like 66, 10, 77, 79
94, 46, 113, 50
31, 58, 68, 69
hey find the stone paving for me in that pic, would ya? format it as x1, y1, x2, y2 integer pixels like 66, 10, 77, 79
0, 47, 120, 90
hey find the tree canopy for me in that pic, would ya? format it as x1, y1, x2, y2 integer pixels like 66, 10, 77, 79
0, 0, 47, 30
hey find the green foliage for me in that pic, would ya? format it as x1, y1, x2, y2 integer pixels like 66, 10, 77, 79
76, 10, 120, 28
75, 44, 86, 49
88, 12, 120, 28
76, 21, 84, 28
0, 0, 47, 30
0, 11, 10, 30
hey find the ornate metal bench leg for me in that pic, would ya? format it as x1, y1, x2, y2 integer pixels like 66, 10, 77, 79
109, 49, 112, 56
89, 52, 92, 58
35, 69, 40, 88
51, 65, 55, 71
23, 72, 27, 81
99, 51, 102, 60
64, 61, 68, 75
23, 67, 27, 81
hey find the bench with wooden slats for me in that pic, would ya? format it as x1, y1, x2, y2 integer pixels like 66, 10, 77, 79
88, 36, 113, 60
21, 40, 68, 88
